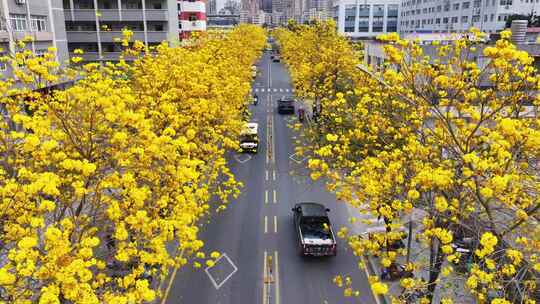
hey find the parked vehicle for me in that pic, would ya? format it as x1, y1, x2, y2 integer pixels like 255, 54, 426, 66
277, 96, 295, 114
239, 122, 259, 153
272, 54, 281, 62
292, 202, 337, 257
253, 94, 259, 105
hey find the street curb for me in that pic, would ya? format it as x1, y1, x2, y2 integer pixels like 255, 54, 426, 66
363, 255, 391, 304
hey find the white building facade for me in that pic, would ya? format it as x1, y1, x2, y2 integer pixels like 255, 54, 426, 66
334, 0, 400, 39
400, 0, 540, 34
178, 0, 207, 39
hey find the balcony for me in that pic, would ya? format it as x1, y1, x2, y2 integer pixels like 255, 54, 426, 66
70, 51, 138, 61
180, 20, 206, 31
64, 9, 168, 22
10, 31, 54, 41
179, 2, 205, 13
66, 31, 168, 43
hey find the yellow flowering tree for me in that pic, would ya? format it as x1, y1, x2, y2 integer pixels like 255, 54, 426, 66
0, 25, 266, 303
277, 22, 540, 303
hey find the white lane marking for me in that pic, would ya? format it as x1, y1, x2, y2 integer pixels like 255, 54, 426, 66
205, 253, 238, 290
273, 190, 277, 204
279, 88, 283, 92
255, 88, 259, 92
274, 216, 278, 233
273, 88, 277, 92
263, 251, 267, 304
266, 170, 269, 181
270, 97, 275, 164
268, 58, 272, 88
266, 114, 270, 164
265, 190, 268, 205
275, 251, 280, 304
264, 216, 268, 233
285, 89, 289, 92
261, 88, 265, 92
273, 170, 276, 181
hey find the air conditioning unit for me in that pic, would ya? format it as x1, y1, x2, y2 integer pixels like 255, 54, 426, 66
15, 0, 26, 4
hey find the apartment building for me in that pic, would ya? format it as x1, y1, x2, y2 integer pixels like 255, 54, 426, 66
0, 0, 69, 76
63, 0, 178, 62
334, 0, 399, 38
400, 0, 540, 33
178, 0, 206, 39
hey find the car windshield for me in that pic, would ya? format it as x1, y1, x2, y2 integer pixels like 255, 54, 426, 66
300, 217, 331, 239
240, 134, 257, 143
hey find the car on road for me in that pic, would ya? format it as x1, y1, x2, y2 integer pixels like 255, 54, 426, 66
251, 65, 258, 78
239, 122, 259, 153
292, 202, 337, 257
277, 96, 295, 114
272, 54, 281, 62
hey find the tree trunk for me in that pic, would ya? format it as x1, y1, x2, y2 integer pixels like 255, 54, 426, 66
405, 220, 413, 265
426, 239, 444, 303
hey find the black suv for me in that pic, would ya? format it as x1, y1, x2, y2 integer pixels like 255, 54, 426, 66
292, 202, 337, 257
277, 96, 295, 114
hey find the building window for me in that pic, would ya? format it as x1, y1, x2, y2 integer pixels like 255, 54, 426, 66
452, 16, 458, 23
373, 16, 384, 31
345, 5, 357, 22
30, 15, 47, 32
490, 13, 494, 21
484, 14, 488, 21
443, 17, 449, 23
473, 0, 481, 6
373, 5, 384, 17
437, 5, 442, 11
359, 5, 370, 17
388, 4, 398, 17
444, 4, 450, 11
500, 0, 512, 4
462, 16, 468, 22
125, 1, 142, 9
436, 18, 441, 24
462, 1, 470, 8
344, 26, 355, 32
9, 14, 27, 31
472, 15, 480, 22
74, 0, 94, 9
358, 17, 369, 31
387, 4, 398, 31
453, 3, 460, 9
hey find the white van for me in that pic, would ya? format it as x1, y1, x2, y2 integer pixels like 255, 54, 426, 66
239, 123, 259, 153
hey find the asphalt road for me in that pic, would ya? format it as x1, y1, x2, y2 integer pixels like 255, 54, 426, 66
164, 50, 378, 304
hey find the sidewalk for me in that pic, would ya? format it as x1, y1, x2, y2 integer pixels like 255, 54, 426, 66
343, 203, 474, 303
